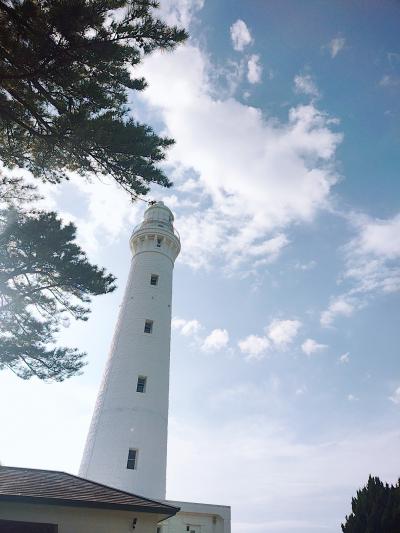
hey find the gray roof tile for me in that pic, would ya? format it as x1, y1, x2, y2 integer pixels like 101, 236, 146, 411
0, 466, 179, 515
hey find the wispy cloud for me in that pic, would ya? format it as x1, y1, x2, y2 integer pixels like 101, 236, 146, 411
268, 319, 302, 349
294, 73, 320, 98
354, 213, 400, 258
137, 34, 342, 272
247, 54, 262, 84
230, 19, 253, 51
156, 0, 204, 28
172, 318, 230, 354
294, 260, 316, 271
301, 338, 328, 356
347, 394, 358, 402
238, 334, 270, 361
172, 317, 202, 337
339, 352, 350, 364
379, 75, 400, 88
344, 213, 400, 294
389, 386, 400, 405
328, 36, 346, 58
321, 296, 355, 327
202, 328, 229, 352
238, 319, 301, 360
321, 212, 400, 325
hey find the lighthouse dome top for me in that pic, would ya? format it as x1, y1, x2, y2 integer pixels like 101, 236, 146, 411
130, 200, 180, 260
144, 201, 174, 224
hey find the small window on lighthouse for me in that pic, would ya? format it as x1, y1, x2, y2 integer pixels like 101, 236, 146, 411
136, 376, 147, 393
156, 236, 162, 248
144, 320, 153, 334
126, 448, 138, 470
150, 274, 159, 286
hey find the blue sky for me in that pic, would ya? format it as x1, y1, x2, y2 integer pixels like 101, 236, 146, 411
0, 1, 400, 532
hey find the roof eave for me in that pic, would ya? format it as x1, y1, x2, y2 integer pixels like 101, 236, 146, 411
0, 494, 180, 515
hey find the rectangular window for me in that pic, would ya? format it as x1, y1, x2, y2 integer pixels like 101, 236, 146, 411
144, 320, 153, 334
156, 237, 162, 248
136, 376, 147, 393
150, 274, 159, 286
0, 520, 58, 532
126, 448, 138, 470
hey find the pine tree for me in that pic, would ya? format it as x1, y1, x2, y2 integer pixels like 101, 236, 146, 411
0, 0, 187, 196
0, 175, 116, 381
342, 475, 400, 533
0, 1, 187, 381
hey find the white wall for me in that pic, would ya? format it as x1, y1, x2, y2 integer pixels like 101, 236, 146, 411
0, 502, 166, 533
161, 501, 231, 533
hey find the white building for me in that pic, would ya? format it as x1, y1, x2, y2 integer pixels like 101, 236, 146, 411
79, 201, 231, 533
0, 465, 179, 533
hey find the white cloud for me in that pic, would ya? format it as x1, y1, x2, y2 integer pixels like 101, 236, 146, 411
172, 319, 230, 353
156, 0, 204, 28
238, 318, 301, 360
339, 352, 350, 364
344, 213, 400, 294
347, 394, 358, 402
172, 317, 202, 337
294, 73, 320, 98
301, 338, 328, 356
230, 19, 253, 51
267, 319, 301, 348
247, 54, 262, 84
320, 297, 355, 327
352, 214, 400, 259
202, 328, 229, 352
328, 36, 346, 58
136, 43, 342, 271
238, 334, 270, 361
389, 386, 400, 405
322, 213, 400, 326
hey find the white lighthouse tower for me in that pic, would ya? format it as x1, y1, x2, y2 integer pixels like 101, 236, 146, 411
80, 201, 231, 533
79, 201, 180, 500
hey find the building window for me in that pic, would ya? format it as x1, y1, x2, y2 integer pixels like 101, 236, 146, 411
136, 376, 147, 393
126, 449, 138, 470
156, 237, 162, 248
144, 320, 153, 334
150, 274, 159, 286
157, 528, 162, 533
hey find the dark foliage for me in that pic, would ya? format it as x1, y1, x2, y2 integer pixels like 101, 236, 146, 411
0, 175, 116, 380
0, 0, 187, 381
0, 0, 187, 196
342, 475, 400, 533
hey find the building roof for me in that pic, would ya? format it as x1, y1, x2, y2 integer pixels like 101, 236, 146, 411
0, 466, 179, 516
